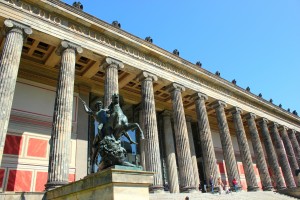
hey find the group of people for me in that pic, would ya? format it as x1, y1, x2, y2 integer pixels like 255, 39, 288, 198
208, 175, 239, 194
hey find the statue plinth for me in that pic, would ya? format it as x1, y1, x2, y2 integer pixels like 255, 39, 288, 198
45, 166, 154, 200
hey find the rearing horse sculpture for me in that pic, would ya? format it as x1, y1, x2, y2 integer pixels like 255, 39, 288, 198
106, 94, 144, 141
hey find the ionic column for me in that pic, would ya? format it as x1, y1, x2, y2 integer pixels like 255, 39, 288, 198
102, 57, 124, 108
280, 126, 299, 178
245, 113, 273, 191
269, 122, 296, 188
138, 71, 164, 192
168, 83, 195, 192
230, 108, 259, 191
46, 41, 83, 190
162, 110, 180, 193
192, 93, 219, 185
0, 19, 32, 163
288, 129, 300, 167
186, 116, 200, 190
211, 101, 240, 187
258, 118, 285, 190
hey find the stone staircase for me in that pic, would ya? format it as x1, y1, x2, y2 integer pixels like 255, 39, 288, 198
150, 191, 297, 200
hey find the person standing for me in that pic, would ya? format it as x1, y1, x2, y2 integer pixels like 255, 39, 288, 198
217, 177, 224, 194
232, 178, 238, 192
209, 174, 214, 193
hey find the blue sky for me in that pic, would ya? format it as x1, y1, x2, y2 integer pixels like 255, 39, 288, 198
64, 0, 300, 114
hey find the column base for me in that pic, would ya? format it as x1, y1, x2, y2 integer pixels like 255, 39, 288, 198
45, 181, 69, 191
247, 185, 260, 191
149, 186, 165, 193
180, 186, 197, 193
45, 165, 154, 200
276, 186, 287, 191
262, 185, 274, 191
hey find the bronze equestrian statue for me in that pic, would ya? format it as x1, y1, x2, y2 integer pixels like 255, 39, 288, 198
81, 94, 144, 172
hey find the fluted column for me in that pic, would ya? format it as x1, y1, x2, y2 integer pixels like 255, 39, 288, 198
258, 118, 285, 190
162, 110, 180, 193
102, 57, 124, 108
168, 83, 195, 192
192, 93, 219, 185
288, 129, 300, 167
269, 122, 296, 188
296, 133, 300, 148
230, 108, 259, 191
186, 116, 200, 190
280, 126, 299, 178
46, 41, 83, 190
0, 19, 32, 163
138, 71, 163, 192
245, 113, 273, 191
211, 101, 240, 187
138, 106, 146, 170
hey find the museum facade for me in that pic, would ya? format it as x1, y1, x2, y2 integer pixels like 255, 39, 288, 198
0, 0, 300, 194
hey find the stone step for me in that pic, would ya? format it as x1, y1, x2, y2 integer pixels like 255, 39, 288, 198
150, 191, 297, 200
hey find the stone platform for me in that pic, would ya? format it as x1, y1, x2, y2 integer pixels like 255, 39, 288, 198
45, 166, 154, 200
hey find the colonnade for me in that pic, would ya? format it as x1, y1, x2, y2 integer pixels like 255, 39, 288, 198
0, 19, 299, 193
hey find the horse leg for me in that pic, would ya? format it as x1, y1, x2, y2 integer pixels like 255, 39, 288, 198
126, 123, 145, 140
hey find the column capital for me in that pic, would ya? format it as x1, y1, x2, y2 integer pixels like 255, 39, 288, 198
269, 121, 279, 129
191, 92, 208, 101
211, 100, 227, 109
56, 40, 83, 55
244, 112, 256, 120
166, 82, 185, 93
161, 110, 172, 117
229, 106, 243, 115
278, 125, 288, 132
4, 19, 32, 37
257, 117, 269, 125
137, 71, 157, 82
287, 129, 296, 135
101, 57, 124, 70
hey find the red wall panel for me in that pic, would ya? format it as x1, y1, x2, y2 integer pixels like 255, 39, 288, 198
35, 171, 48, 192
218, 162, 225, 174
6, 170, 32, 191
27, 138, 48, 158
0, 169, 5, 188
69, 174, 75, 182
4, 135, 23, 155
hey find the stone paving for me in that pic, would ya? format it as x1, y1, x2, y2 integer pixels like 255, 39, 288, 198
150, 191, 297, 200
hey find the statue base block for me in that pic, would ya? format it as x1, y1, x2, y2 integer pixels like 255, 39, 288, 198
46, 166, 154, 200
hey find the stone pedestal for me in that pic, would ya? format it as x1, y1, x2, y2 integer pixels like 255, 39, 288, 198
46, 166, 154, 200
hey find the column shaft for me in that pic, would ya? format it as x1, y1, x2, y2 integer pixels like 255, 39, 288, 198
169, 83, 195, 192
288, 130, 300, 167
245, 113, 273, 191
281, 127, 299, 177
139, 72, 163, 192
258, 119, 286, 190
162, 111, 180, 193
186, 118, 200, 190
102, 57, 124, 108
269, 123, 296, 188
0, 20, 32, 163
231, 108, 259, 191
46, 41, 82, 190
212, 101, 240, 187
193, 93, 219, 185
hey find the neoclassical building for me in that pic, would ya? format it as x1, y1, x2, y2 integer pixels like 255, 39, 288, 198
0, 0, 300, 195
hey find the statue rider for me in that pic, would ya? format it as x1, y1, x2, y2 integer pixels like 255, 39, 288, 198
82, 100, 107, 173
